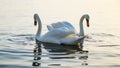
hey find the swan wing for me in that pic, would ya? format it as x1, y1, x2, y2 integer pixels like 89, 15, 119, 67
62, 21, 75, 31
47, 25, 54, 31
47, 21, 76, 32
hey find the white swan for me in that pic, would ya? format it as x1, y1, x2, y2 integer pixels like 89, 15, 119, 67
34, 14, 90, 47
46, 14, 89, 46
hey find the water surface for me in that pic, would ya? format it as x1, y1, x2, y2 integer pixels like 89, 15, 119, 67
0, 0, 120, 68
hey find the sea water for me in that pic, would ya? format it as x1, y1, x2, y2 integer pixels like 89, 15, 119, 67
0, 0, 120, 68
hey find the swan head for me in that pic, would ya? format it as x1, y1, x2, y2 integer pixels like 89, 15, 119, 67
34, 14, 39, 26
83, 14, 90, 27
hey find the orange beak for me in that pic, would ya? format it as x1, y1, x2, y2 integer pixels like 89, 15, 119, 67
86, 19, 89, 27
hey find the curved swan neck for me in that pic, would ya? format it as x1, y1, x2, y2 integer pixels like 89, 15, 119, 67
34, 14, 42, 36
79, 15, 85, 36
79, 14, 89, 36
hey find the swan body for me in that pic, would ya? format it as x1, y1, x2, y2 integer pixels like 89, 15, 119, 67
34, 14, 90, 47
39, 30, 85, 45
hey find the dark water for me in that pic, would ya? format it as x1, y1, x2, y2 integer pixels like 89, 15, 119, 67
0, 0, 120, 68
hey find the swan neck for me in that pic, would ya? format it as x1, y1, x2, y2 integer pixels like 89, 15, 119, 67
79, 16, 85, 36
35, 14, 42, 36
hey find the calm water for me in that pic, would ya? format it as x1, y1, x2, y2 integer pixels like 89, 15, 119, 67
0, 0, 120, 68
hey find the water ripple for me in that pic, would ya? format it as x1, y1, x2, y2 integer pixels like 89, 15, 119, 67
32, 43, 88, 67
0, 65, 32, 68
98, 45, 120, 47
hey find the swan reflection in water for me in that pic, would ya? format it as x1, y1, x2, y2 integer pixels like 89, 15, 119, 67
32, 42, 88, 67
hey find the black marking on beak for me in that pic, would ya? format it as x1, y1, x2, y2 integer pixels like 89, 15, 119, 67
34, 20, 37, 26
86, 19, 89, 27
